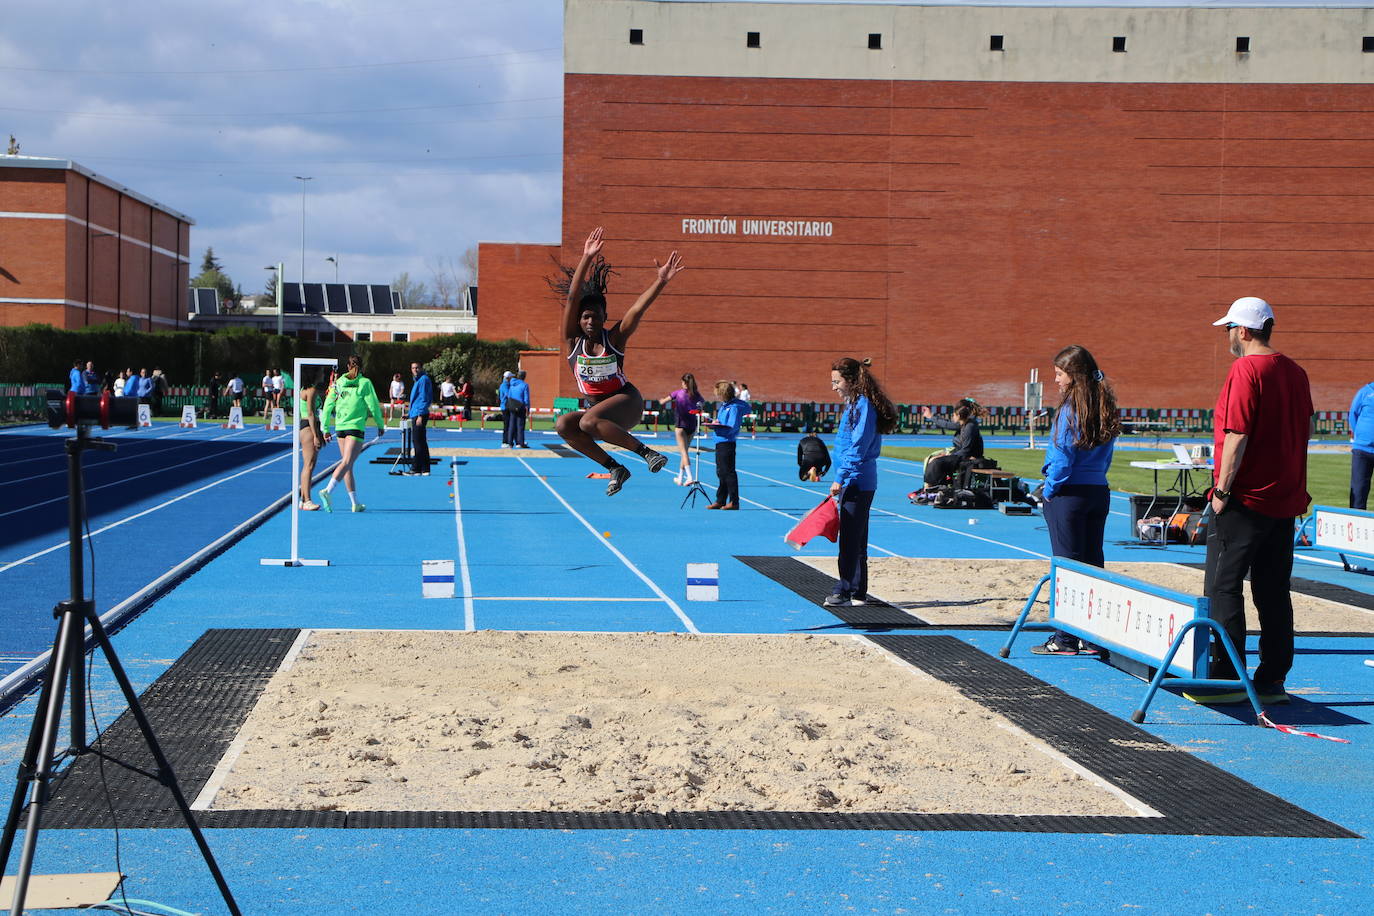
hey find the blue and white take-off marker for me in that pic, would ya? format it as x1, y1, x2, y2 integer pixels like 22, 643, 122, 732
686, 563, 719, 601
179, 405, 197, 429
137, 404, 152, 428
422, 559, 456, 599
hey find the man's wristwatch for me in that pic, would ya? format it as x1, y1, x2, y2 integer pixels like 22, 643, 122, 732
1214, 488, 1231, 500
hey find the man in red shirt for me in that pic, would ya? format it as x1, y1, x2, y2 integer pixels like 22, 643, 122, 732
1189, 297, 1313, 706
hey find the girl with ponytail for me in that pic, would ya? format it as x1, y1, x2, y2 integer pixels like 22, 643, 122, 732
1033, 344, 1122, 656
664, 372, 705, 485
824, 357, 897, 607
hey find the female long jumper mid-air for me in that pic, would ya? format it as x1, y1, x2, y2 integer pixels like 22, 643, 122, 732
557, 227, 684, 495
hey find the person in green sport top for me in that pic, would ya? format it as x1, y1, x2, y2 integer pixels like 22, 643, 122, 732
319, 354, 384, 512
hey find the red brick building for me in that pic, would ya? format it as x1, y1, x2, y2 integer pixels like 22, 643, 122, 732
1, 156, 192, 331
480, 0, 1374, 409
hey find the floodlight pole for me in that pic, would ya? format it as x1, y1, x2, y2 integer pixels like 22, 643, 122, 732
294, 176, 312, 287
261, 356, 338, 568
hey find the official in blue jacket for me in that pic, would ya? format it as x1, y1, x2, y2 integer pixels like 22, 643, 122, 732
407, 362, 435, 476
706, 380, 752, 509
1351, 380, 1374, 509
825, 358, 898, 607
1033, 345, 1122, 656
69, 360, 85, 395
507, 371, 532, 448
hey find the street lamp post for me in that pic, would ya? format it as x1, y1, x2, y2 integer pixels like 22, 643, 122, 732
293, 176, 312, 284
326, 256, 338, 283
265, 263, 284, 336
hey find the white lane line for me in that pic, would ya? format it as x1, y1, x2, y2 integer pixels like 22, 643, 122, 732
0, 424, 193, 469
698, 455, 901, 557
516, 456, 700, 634
0, 431, 290, 519
708, 457, 1048, 559
450, 458, 476, 631
0, 428, 260, 487
465, 596, 666, 602
0, 451, 291, 574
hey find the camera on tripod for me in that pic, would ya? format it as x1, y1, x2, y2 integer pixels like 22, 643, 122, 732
45, 389, 138, 430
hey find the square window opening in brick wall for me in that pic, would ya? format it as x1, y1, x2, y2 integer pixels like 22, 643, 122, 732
990, 34, 1004, 52
629, 28, 643, 45
746, 31, 760, 48
1112, 36, 1127, 52
1365, 36, 1374, 52
868, 33, 881, 50
1236, 36, 1250, 53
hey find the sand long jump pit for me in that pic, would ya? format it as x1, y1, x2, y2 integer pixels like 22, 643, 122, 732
35, 628, 1355, 837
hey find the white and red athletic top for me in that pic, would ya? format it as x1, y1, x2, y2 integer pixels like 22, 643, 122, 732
568, 328, 629, 397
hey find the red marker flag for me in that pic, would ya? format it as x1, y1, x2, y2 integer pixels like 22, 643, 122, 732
785, 498, 841, 550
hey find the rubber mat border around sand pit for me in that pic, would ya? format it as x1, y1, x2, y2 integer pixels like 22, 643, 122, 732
33, 628, 1358, 837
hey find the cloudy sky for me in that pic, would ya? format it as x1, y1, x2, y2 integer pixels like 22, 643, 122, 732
2, 0, 564, 299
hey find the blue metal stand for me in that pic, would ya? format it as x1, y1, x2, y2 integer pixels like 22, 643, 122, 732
998, 573, 1052, 658
1131, 618, 1260, 723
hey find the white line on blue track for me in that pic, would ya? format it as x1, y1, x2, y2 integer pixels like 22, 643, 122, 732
725, 448, 1050, 559
515, 455, 700, 634
0, 430, 290, 519
0, 450, 292, 574
450, 458, 476, 631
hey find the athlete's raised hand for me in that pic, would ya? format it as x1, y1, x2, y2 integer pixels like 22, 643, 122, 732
583, 227, 604, 259
655, 250, 685, 284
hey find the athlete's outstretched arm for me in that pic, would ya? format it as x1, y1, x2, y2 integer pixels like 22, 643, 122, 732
612, 251, 684, 347
563, 227, 604, 340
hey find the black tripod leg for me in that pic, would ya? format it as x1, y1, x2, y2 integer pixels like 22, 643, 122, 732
83, 612, 242, 916
1, 604, 81, 910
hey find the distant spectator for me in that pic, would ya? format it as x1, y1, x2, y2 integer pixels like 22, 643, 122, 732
507, 370, 531, 449
797, 434, 831, 482
271, 369, 285, 410
498, 370, 515, 447
664, 372, 705, 485
132, 369, 152, 401
920, 399, 986, 486
406, 362, 434, 476
151, 368, 169, 415
440, 376, 458, 410
225, 372, 245, 410
83, 361, 100, 394
113, 370, 129, 397
457, 376, 472, 421
261, 369, 274, 416
386, 372, 406, 423
209, 372, 224, 418
707, 380, 751, 510
102, 370, 116, 394
69, 359, 85, 395
1350, 379, 1374, 510
739, 382, 751, 403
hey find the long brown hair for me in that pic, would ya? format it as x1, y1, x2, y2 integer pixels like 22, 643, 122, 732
953, 397, 985, 424
832, 357, 897, 434
682, 372, 701, 402
1053, 345, 1121, 449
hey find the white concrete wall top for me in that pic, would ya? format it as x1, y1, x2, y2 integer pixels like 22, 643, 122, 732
566, 0, 1374, 83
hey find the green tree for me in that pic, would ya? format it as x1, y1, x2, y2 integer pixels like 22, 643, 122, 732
192, 246, 236, 307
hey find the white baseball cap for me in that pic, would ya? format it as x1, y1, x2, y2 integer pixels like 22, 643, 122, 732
1213, 296, 1273, 330
502, 370, 514, 378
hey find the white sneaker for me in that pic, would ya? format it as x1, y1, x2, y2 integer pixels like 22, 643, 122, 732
673, 473, 685, 486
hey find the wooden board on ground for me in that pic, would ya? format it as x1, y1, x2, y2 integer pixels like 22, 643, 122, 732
0, 872, 122, 908
796, 557, 1374, 633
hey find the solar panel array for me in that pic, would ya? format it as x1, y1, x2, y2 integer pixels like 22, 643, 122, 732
276, 282, 397, 315
188, 287, 220, 316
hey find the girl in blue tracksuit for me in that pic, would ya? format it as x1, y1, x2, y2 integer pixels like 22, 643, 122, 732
1033, 345, 1122, 655
826, 357, 898, 607
1350, 380, 1374, 509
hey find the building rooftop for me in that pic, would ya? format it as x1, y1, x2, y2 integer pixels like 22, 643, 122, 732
0, 154, 194, 224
